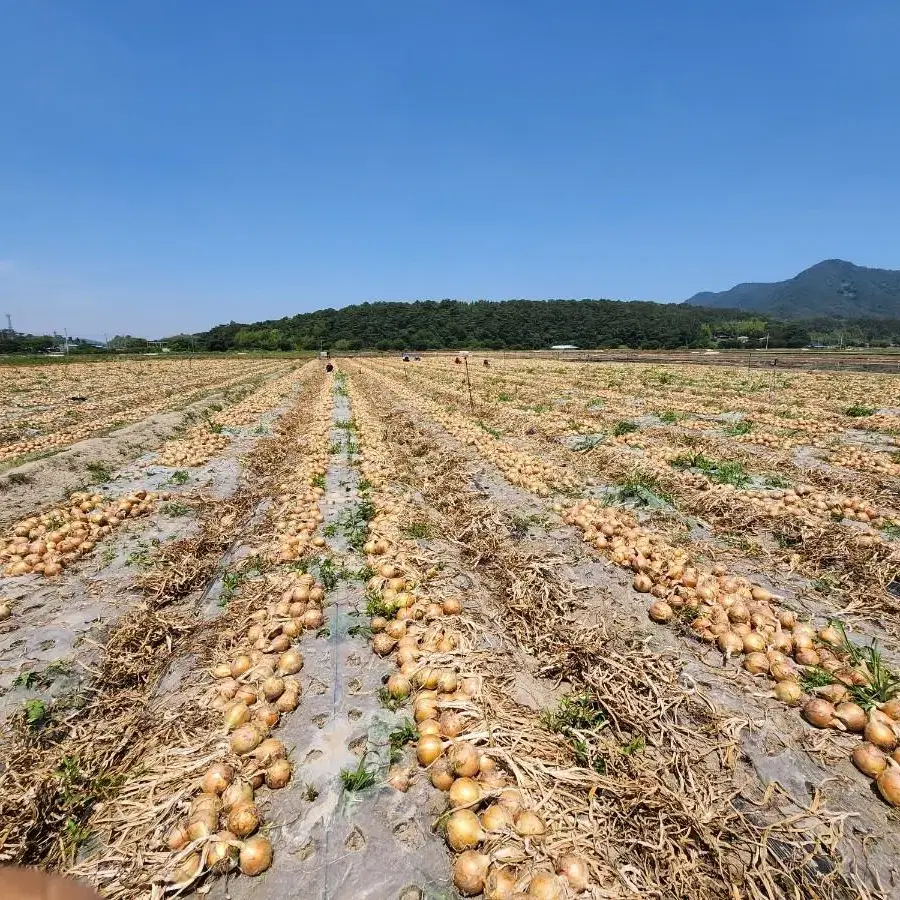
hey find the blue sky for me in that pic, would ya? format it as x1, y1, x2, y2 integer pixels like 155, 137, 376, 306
1, 1, 898, 338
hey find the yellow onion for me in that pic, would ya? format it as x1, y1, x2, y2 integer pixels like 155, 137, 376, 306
801, 699, 835, 729
277, 648, 303, 675
230, 724, 263, 755
207, 831, 239, 874
852, 743, 888, 778
262, 676, 285, 702
227, 802, 261, 838
773, 681, 803, 705
201, 762, 234, 795
212, 662, 232, 679
166, 821, 190, 851
834, 701, 867, 733
186, 807, 218, 841
231, 654, 253, 677
254, 704, 280, 728
417, 734, 444, 766
743, 652, 770, 675
527, 871, 562, 899
222, 779, 254, 811
446, 809, 484, 851
716, 632, 743, 656
439, 710, 464, 738
239, 835, 273, 876
481, 803, 513, 832
865, 716, 898, 751
417, 719, 441, 736
430, 757, 455, 790
515, 809, 546, 840
266, 758, 292, 789
497, 787, 524, 816
647, 600, 672, 622
386, 673, 411, 699
372, 633, 397, 656
275, 688, 300, 713
817, 683, 849, 704
453, 850, 490, 896
876, 763, 900, 806
878, 698, 900, 721
449, 776, 482, 808
235, 686, 259, 706
450, 741, 481, 777
555, 855, 589, 893
252, 738, 286, 766
443, 597, 462, 615
484, 866, 518, 900
224, 701, 250, 731
170, 851, 202, 885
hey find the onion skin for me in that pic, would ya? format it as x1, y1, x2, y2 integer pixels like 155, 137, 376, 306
417, 734, 443, 766
252, 738, 286, 766
166, 821, 190, 851
430, 758, 455, 791
876, 763, 900, 806
201, 762, 235, 795
481, 803, 514, 832
852, 743, 888, 778
266, 758, 293, 789
801, 699, 836, 729
239, 835, 274, 876
450, 741, 481, 777
484, 865, 518, 900
452, 850, 490, 896
555, 855, 589, 893
446, 809, 484, 851
515, 809, 546, 840
207, 830, 240, 874
222, 779, 254, 811
834, 701, 867, 733
227, 802, 261, 838
773, 681, 803, 705
449, 776, 482, 809
170, 851, 202, 885
527, 871, 562, 899
864, 718, 898, 751
230, 724, 263, 754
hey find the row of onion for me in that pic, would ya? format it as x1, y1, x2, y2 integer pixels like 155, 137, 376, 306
347, 374, 592, 899
563, 498, 900, 806
161, 373, 334, 886
1, 489, 162, 578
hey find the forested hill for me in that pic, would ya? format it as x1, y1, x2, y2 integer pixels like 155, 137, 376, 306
186, 298, 900, 352
688, 259, 900, 318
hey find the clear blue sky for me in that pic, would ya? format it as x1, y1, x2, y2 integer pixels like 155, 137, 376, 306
1, 1, 898, 338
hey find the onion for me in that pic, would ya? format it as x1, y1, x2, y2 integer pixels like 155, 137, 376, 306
497, 787, 524, 816
880, 698, 900, 721
266, 758, 293, 789
386, 673, 411, 699
443, 598, 462, 615
230, 724, 263, 754
224, 701, 250, 731
834, 701, 867, 733
201, 762, 234, 795
717, 632, 743, 656
527, 871, 561, 899
438, 710, 464, 738
222, 779, 254, 811
417, 719, 441, 736
207, 830, 239, 873
773, 681, 803, 705
743, 652, 770, 675
170, 851, 202, 884
876, 763, 900, 806
252, 738, 286, 766
446, 808, 483, 851
453, 850, 490, 896
166, 821, 190, 851
802, 699, 836, 729
481, 803, 513, 832
417, 734, 443, 766
231, 654, 253, 677
262, 676, 285, 702
449, 776, 482, 808
515, 809, 546, 840
267, 634, 291, 654
187, 808, 218, 841
372, 633, 396, 656
227, 802, 261, 837
254, 703, 280, 728
235, 686, 259, 706
555, 855, 589, 893
742, 632, 766, 653
852, 743, 888, 778
817, 683, 849, 704
770, 663, 797, 683
648, 600, 672, 623
818, 624, 843, 647
415, 698, 438, 723
275, 688, 300, 713
450, 741, 481, 777
633, 574, 653, 593
484, 866, 518, 900
430, 757, 455, 790
865, 717, 898, 751
212, 663, 232, 679
239, 835, 273, 876
277, 648, 303, 675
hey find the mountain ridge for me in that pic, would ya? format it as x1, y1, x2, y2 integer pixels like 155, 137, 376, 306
687, 259, 900, 318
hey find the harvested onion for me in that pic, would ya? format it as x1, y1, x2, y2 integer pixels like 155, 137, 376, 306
452, 850, 490, 896
239, 835, 273, 876
555, 855, 589, 893
446, 808, 483, 851
449, 776, 482, 808
852, 743, 888, 778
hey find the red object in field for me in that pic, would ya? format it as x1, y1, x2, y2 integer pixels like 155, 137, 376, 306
325, 363, 334, 372
1, 867, 101, 900
483, 359, 490, 367
454, 357, 461, 364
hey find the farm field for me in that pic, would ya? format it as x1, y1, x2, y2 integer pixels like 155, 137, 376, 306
1, 357, 900, 899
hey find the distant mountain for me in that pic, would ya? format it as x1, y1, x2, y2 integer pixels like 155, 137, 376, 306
687, 260, 900, 318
